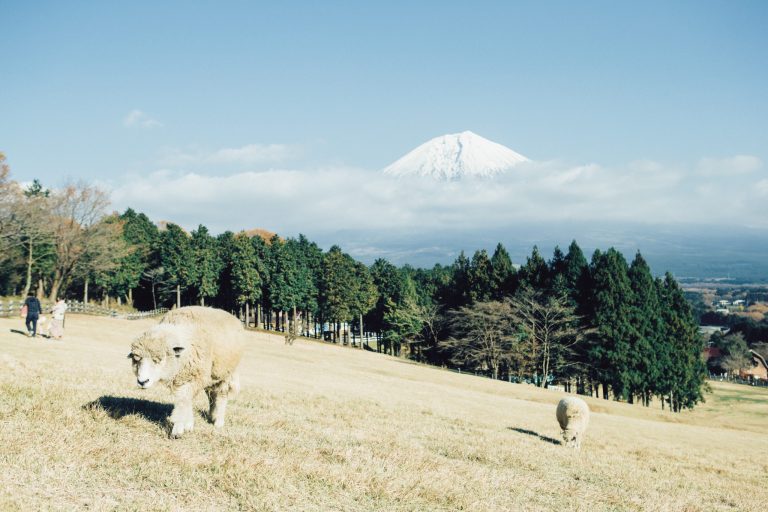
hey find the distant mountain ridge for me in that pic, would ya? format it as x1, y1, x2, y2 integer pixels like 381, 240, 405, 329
383, 131, 529, 180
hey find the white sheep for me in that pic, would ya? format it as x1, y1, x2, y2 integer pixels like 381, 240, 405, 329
556, 396, 590, 449
129, 306, 245, 438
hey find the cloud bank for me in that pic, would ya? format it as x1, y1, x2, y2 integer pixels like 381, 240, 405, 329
108, 154, 767, 238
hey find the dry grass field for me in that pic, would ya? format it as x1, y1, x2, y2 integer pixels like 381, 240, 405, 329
1, 313, 766, 511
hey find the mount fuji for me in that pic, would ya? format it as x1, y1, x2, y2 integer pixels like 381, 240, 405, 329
382, 131, 530, 180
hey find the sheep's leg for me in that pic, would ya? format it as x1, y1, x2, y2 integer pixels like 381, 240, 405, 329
207, 382, 229, 428
229, 370, 240, 397
170, 383, 195, 438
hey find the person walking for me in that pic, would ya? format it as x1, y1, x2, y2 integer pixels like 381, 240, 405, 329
50, 298, 68, 340
23, 292, 42, 338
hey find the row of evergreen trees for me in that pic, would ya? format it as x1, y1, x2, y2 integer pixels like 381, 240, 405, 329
406, 243, 706, 411
120, 210, 707, 410
1, 202, 707, 411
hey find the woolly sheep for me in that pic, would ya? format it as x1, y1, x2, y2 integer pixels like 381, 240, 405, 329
556, 396, 590, 449
128, 306, 245, 438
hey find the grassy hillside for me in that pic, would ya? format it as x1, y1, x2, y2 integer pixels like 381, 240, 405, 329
1, 314, 766, 511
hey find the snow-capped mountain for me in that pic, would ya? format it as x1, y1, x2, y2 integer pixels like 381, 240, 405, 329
383, 131, 529, 180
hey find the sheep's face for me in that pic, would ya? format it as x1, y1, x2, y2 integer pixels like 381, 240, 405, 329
562, 429, 581, 448
129, 325, 189, 389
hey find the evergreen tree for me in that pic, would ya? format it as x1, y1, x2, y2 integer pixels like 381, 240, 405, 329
368, 258, 406, 333
490, 243, 516, 299
426, 263, 454, 311
113, 208, 160, 307
445, 251, 471, 309
627, 252, 663, 405
190, 225, 223, 306
548, 245, 569, 300
160, 223, 193, 308
564, 240, 589, 310
229, 232, 262, 312
517, 246, 550, 292
350, 261, 378, 347
585, 248, 637, 400
468, 249, 494, 303
318, 245, 357, 341
657, 273, 707, 411
381, 275, 425, 357
293, 234, 323, 318
267, 236, 300, 318
214, 231, 237, 311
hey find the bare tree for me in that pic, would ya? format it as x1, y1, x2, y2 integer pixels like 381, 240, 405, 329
0, 153, 25, 259
508, 289, 591, 387
15, 181, 56, 296
713, 333, 752, 375
440, 301, 518, 380
47, 183, 126, 300
416, 301, 441, 348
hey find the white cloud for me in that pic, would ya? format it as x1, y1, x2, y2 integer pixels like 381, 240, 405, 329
123, 109, 162, 129
159, 143, 300, 168
107, 155, 768, 237
756, 179, 768, 197
696, 155, 762, 176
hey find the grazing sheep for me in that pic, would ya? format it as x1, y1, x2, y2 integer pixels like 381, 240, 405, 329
556, 397, 590, 449
128, 306, 245, 438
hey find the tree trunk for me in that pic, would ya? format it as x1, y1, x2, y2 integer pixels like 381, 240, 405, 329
176, 284, 181, 309
257, 303, 262, 329
201, 296, 205, 306
23, 239, 33, 297
128, 288, 133, 307
151, 281, 157, 310
602, 382, 609, 400
48, 273, 62, 302
245, 302, 250, 328
83, 276, 89, 303
359, 313, 364, 349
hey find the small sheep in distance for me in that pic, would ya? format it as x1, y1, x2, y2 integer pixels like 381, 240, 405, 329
128, 306, 245, 438
556, 397, 590, 449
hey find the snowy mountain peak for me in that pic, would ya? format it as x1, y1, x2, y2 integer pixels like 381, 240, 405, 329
383, 131, 529, 180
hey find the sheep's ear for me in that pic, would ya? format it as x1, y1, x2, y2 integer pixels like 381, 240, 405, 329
172, 346, 185, 358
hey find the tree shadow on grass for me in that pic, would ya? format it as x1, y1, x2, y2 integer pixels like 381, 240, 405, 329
83, 396, 173, 426
508, 427, 562, 445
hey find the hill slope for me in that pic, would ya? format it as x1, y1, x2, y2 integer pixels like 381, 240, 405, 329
0, 314, 766, 511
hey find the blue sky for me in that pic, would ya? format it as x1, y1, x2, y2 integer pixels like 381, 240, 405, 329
1, 1, 767, 260
3, 1, 767, 179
